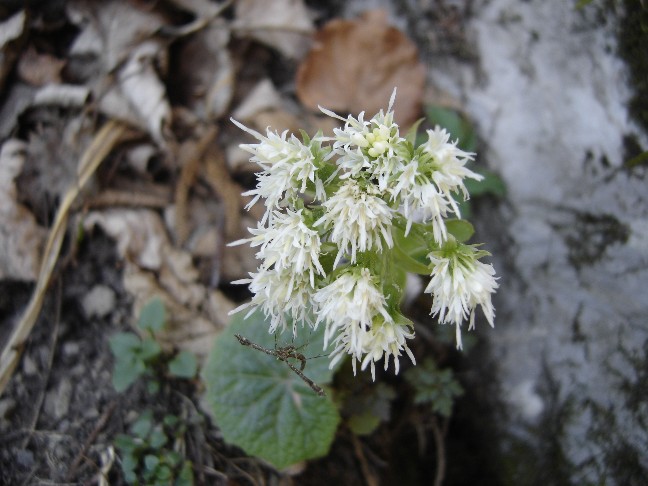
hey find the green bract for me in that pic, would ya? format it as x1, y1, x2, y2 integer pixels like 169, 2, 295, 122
203, 310, 341, 469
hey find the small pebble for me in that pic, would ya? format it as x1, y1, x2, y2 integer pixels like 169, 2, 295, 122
22, 354, 38, 375
81, 285, 116, 318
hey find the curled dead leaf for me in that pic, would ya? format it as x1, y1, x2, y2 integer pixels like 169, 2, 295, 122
296, 10, 425, 127
233, 0, 314, 59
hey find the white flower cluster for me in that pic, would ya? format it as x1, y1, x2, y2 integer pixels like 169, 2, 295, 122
230, 89, 498, 380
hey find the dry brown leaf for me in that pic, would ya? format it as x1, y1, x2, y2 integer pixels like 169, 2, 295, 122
175, 20, 234, 120
114, 40, 171, 144
232, 78, 283, 121
67, 0, 165, 71
233, 0, 314, 59
68, 0, 172, 144
0, 140, 46, 281
18, 47, 66, 86
296, 10, 425, 127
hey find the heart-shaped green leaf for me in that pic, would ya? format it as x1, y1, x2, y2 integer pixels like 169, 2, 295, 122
203, 310, 340, 469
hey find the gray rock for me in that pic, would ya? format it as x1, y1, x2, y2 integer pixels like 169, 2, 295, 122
424, 0, 648, 483
44, 378, 73, 421
81, 284, 116, 319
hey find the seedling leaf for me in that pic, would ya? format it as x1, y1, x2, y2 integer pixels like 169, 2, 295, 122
138, 297, 166, 333
168, 351, 198, 379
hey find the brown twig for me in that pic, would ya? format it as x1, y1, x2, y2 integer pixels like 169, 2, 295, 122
174, 125, 219, 245
66, 400, 118, 481
430, 416, 448, 486
351, 433, 379, 486
86, 189, 169, 209
20, 280, 62, 450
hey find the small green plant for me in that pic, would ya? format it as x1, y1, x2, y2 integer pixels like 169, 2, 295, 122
114, 410, 194, 486
404, 358, 464, 418
109, 297, 198, 485
109, 297, 198, 393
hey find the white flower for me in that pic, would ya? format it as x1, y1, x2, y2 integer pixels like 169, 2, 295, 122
422, 127, 482, 216
314, 179, 393, 267
320, 88, 406, 190
328, 317, 415, 381
424, 246, 498, 349
359, 319, 416, 380
313, 268, 391, 350
230, 267, 314, 335
389, 157, 452, 243
229, 208, 325, 286
231, 119, 323, 224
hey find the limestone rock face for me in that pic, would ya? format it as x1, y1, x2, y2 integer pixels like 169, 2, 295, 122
423, 1, 648, 482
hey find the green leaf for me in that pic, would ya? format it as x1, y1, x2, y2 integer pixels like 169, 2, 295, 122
163, 414, 179, 429
144, 454, 160, 472
131, 410, 154, 439
147, 379, 160, 395
424, 106, 477, 152
138, 338, 162, 361
405, 117, 425, 146
121, 454, 138, 484
114, 434, 138, 454
405, 359, 464, 418
175, 461, 194, 486
446, 219, 474, 243
168, 351, 198, 379
109, 332, 141, 357
464, 167, 507, 198
156, 464, 172, 481
203, 310, 341, 469
112, 357, 146, 392
392, 224, 432, 275
149, 426, 168, 449
348, 411, 381, 436
138, 297, 167, 333
625, 150, 648, 168
344, 382, 396, 436
165, 451, 182, 468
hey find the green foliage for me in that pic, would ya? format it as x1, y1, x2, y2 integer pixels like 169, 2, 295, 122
336, 368, 396, 436
138, 297, 167, 333
115, 410, 194, 485
168, 351, 198, 379
109, 297, 196, 485
109, 297, 197, 392
109, 332, 162, 392
203, 310, 341, 469
625, 150, 648, 168
405, 358, 464, 418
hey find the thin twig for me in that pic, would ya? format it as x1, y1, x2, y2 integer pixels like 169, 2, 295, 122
21, 279, 62, 450
234, 334, 325, 397
66, 400, 118, 481
351, 433, 379, 486
430, 416, 447, 486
